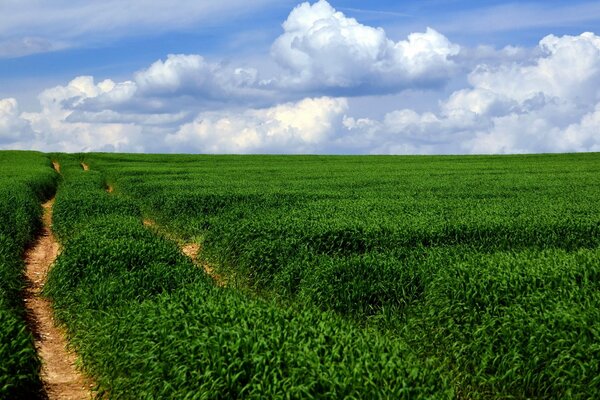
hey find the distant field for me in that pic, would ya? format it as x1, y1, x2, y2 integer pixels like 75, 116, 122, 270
3, 151, 600, 398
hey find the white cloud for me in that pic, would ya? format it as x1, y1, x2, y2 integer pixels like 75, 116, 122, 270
15, 77, 147, 152
468, 32, 600, 104
133, 54, 265, 102
6, 73, 349, 153
356, 31, 600, 154
563, 105, 600, 152
135, 55, 223, 95
35, 55, 275, 120
37, 76, 124, 112
271, 0, 459, 93
443, 88, 516, 117
2, 27, 600, 155
166, 97, 348, 153
0, 98, 34, 144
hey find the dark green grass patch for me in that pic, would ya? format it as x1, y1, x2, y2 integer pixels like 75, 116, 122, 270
403, 248, 600, 398
72, 285, 451, 399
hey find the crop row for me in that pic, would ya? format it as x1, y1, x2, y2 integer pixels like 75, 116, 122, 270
46, 155, 452, 398
0, 151, 58, 398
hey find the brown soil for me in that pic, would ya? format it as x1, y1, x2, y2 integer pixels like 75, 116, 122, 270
181, 242, 225, 286
23, 198, 94, 399
181, 243, 200, 261
106, 185, 113, 193
52, 161, 60, 173
202, 261, 226, 287
143, 219, 224, 285
143, 219, 155, 227
80, 163, 89, 171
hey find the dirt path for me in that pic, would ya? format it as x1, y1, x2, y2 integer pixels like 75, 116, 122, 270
80, 162, 89, 171
181, 243, 200, 261
23, 172, 93, 399
143, 219, 225, 286
182, 242, 225, 286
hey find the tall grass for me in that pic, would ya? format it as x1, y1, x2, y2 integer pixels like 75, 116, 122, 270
45, 155, 452, 398
0, 151, 58, 398
84, 152, 600, 398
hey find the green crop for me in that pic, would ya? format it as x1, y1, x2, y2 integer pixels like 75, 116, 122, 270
44, 155, 452, 398
0, 151, 58, 399
5, 150, 599, 398
83, 152, 600, 398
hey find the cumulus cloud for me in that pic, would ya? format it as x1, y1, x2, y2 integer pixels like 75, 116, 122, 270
33, 55, 275, 122
271, 0, 459, 94
2, 11, 600, 155
134, 54, 265, 101
14, 77, 147, 152
352, 31, 600, 154
0, 58, 275, 152
0, 98, 34, 145
166, 97, 348, 153
468, 33, 600, 104
37, 76, 129, 112
8, 74, 349, 153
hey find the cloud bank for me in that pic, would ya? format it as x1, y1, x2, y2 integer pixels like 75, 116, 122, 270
271, 0, 459, 94
364, 31, 600, 154
1, 1, 600, 155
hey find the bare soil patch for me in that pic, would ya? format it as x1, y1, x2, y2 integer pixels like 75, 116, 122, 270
182, 242, 226, 286
181, 243, 200, 261
80, 163, 89, 171
143, 219, 224, 285
201, 261, 226, 287
23, 198, 94, 399
143, 219, 155, 227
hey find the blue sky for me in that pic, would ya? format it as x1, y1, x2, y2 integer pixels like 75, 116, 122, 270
2, 0, 600, 154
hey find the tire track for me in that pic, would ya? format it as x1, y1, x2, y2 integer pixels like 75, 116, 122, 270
143, 219, 225, 286
23, 163, 94, 400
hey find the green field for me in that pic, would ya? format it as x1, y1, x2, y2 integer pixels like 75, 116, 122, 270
2, 151, 600, 398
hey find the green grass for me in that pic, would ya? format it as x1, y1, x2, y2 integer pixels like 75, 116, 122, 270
0, 151, 58, 398
82, 152, 600, 398
4, 150, 599, 398
44, 156, 452, 398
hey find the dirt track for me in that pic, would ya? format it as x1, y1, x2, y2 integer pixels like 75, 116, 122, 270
23, 165, 93, 400
143, 219, 225, 286
182, 242, 225, 286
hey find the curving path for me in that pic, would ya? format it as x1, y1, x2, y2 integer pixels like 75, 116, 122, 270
23, 164, 93, 399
